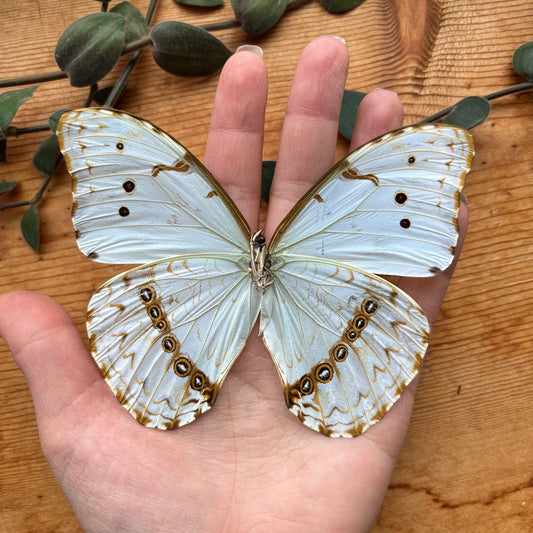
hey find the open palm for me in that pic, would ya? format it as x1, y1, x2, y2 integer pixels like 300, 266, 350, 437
0, 38, 467, 532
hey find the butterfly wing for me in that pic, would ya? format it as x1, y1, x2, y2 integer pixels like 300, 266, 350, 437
89, 253, 261, 429
269, 124, 474, 277
57, 108, 250, 263
261, 256, 428, 437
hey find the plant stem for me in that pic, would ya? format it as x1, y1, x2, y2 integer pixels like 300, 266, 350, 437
200, 20, 241, 32
5, 124, 50, 137
0, 173, 53, 212
0, 70, 67, 89
421, 81, 533, 123
104, 0, 159, 108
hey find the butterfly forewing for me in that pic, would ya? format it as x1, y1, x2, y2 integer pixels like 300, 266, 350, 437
88, 253, 261, 429
270, 124, 474, 277
261, 256, 428, 437
57, 108, 250, 264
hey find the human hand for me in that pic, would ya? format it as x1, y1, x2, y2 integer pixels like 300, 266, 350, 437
0, 37, 467, 532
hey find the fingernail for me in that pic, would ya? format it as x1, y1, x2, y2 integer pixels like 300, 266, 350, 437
319, 35, 346, 44
373, 88, 398, 96
236, 45, 263, 58
460, 192, 468, 205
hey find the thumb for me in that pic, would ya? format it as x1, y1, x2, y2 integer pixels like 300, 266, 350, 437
0, 291, 113, 443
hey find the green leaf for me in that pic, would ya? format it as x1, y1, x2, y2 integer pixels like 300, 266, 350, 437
231, 0, 287, 36
21, 204, 39, 251
55, 13, 126, 87
150, 21, 233, 77
33, 135, 59, 175
48, 109, 70, 132
512, 41, 533, 81
110, 1, 149, 46
338, 90, 366, 140
442, 96, 490, 129
319, 0, 365, 13
174, 0, 224, 5
0, 86, 38, 131
261, 160, 276, 204
0, 181, 18, 195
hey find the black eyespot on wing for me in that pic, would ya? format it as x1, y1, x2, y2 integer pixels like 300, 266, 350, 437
116, 142, 125, 151
400, 218, 411, 229
119, 206, 130, 217
407, 155, 416, 165
395, 191, 408, 205
123, 180, 135, 193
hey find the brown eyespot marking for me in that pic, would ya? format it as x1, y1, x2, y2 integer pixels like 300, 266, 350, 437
191, 372, 206, 391
118, 206, 130, 217
299, 375, 314, 395
363, 299, 379, 316
344, 327, 359, 342
315, 363, 333, 383
332, 344, 348, 362
139, 286, 155, 304
162, 336, 179, 353
174, 357, 191, 377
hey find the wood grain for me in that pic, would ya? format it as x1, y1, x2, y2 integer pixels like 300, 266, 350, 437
1, 0, 532, 531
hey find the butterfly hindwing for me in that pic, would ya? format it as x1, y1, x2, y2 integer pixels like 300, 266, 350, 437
57, 108, 250, 264
260, 256, 429, 437
270, 124, 474, 277
88, 253, 261, 429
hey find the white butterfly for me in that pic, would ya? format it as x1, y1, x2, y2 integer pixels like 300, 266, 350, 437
57, 108, 474, 437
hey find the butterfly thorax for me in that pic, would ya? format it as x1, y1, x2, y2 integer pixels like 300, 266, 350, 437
250, 230, 273, 291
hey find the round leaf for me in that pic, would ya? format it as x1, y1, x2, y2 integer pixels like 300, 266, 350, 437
33, 134, 59, 175
442, 96, 490, 129
48, 109, 70, 132
0, 181, 18, 195
231, 0, 287, 36
0, 86, 38, 131
513, 41, 533, 81
320, 0, 365, 13
261, 161, 276, 204
21, 204, 40, 251
338, 90, 366, 140
150, 21, 232, 77
110, 2, 149, 46
55, 13, 126, 87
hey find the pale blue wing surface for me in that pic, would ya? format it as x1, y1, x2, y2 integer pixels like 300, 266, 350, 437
260, 256, 429, 437
88, 253, 261, 429
57, 108, 250, 264
269, 124, 474, 277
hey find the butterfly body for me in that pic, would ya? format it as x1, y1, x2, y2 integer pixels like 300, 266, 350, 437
57, 108, 474, 437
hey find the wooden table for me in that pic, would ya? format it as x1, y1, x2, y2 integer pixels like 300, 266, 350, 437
1, 1, 532, 531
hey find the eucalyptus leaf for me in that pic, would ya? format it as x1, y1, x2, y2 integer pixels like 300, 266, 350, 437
21, 203, 40, 251
261, 160, 276, 203
174, 0, 224, 5
0, 86, 38, 131
442, 96, 490, 129
33, 135, 59, 175
0, 181, 18, 195
231, 0, 287, 36
55, 13, 126, 87
512, 41, 533, 81
338, 90, 366, 140
110, 1, 149, 45
319, 0, 365, 13
150, 21, 232, 77
48, 109, 70, 132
